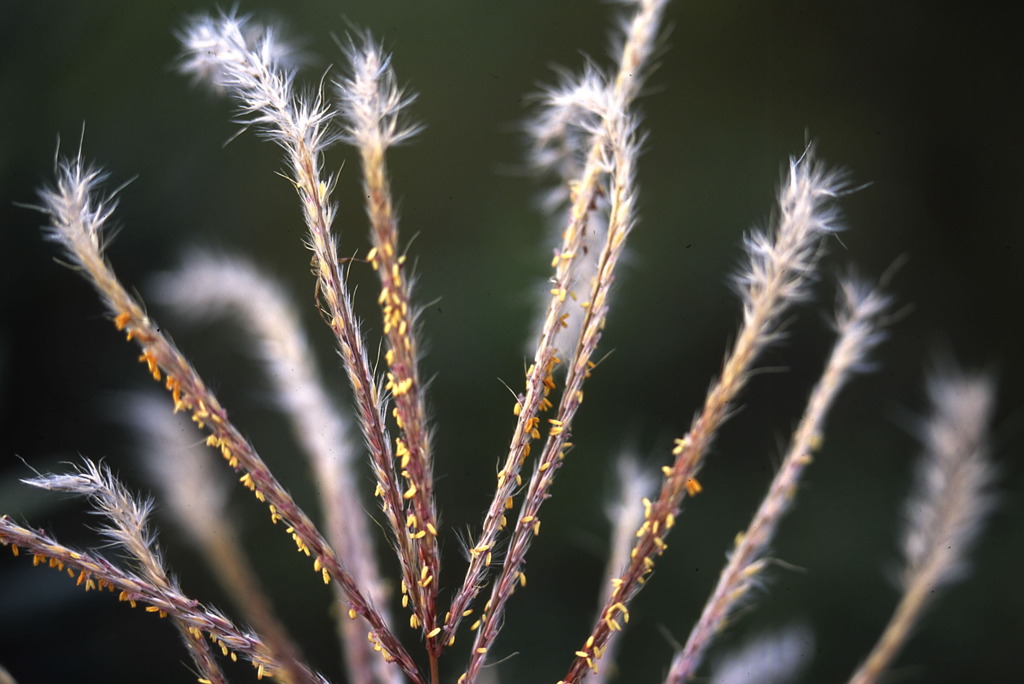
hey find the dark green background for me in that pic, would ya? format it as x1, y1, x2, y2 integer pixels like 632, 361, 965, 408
1, 1, 1021, 682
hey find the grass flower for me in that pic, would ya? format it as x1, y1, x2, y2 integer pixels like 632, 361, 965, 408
0, 2, 1000, 683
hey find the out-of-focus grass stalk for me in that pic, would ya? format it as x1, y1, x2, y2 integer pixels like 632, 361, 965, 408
848, 370, 996, 684
706, 626, 815, 684
129, 394, 319, 684
152, 253, 398, 684
32, 144, 420, 681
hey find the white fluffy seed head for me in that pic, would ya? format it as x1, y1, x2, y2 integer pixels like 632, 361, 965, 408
901, 367, 997, 589
335, 33, 422, 149
178, 11, 336, 158
526, 65, 613, 212
178, 11, 299, 94
831, 274, 893, 375
36, 150, 117, 264
733, 147, 847, 336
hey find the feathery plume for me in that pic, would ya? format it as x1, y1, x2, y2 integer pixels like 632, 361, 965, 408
23, 460, 232, 684
33, 149, 420, 681
0, 514, 329, 683
127, 396, 316, 684
336, 38, 441, 666
849, 367, 997, 684
152, 252, 398, 684
561, 147, 844, 684
667, 276, 891, 681
453, 6, 667, 680
179, 16, 428, 679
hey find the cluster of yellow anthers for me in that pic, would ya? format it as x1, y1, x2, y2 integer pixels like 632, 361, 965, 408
125, 310, 291, 562
118, 308, 344, 588
506, 355, 562, 520
514, 355, 561, 424
365, 630, 396, 664
670, 438, 705, 497
1, 535, 110, 595
565, 636, 609, 679
635, 493, 674, 563
361, 124, 442, 650
0, 518, 283, 681
403, 569, 437, 630
563, 440, 701, 680
370, 247, 409, 342
192, 632, 269, 683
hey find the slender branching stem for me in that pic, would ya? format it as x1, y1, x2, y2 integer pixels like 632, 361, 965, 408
3, 4, 997, 684
179, 15, 424, 680
667, 278, 891, 682
445, 4, 668, 668
34, 149, 422, 683
0, 516, 329, 684
337, 38, 441, 652
152, 255, 397, 684
561, 149, 845, 683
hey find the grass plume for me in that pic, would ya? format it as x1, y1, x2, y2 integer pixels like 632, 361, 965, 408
0, 3, 1000, 683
